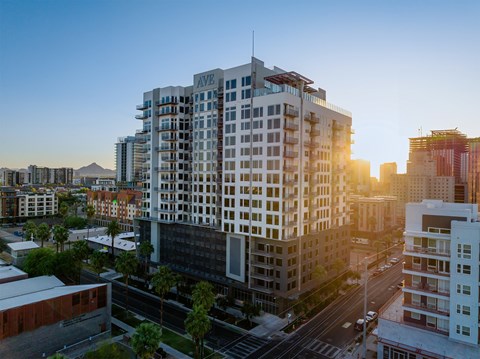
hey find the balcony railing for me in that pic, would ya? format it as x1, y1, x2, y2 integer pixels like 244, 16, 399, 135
305, 114, 320, 124
403, 301, 450, 317
285, 108, 299, 117
135, 114, 147, 119
283, 165, 296, 172
404, 283, 450, 296
404, 245, 450, 257
284, 150, 298, 158
136, 103, 148, 110
284, 121, 299, 131
284, 136, 299, 145
155, 125, 177, 132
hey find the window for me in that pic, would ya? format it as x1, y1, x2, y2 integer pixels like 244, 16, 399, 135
456, 325, 470, 336
457, 243, 472, 259
410, 311, 421, 320
457, 284, 471, 295
457, 264, 471, 275
457, 304, 470, 315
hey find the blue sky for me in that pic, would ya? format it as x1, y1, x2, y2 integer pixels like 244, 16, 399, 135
1, 0, 479, 177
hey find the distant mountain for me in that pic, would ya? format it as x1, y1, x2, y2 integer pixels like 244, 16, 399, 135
74, 163, 115, 177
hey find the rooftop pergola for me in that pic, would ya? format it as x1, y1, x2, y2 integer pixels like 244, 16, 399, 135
265, 71, 317, 93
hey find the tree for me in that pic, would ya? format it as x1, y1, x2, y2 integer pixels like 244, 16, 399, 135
54, 250, 82, 284
35, 223, 51, 248
59, 202, 70, 220
64, 216, 87, 229
131, 322, 162, 359
312, 264, 328, 284
185, 305, 211, 359
292, 299, 308, 318
138, 241, 154, 276
47, 354, 68, 359
85, 204, 96, 240
383, 234, 393, 262
115, 251, 138, 310
348, 269, 362, 285
23, 247, 55, 276
72, 240, 90, 263
374, 240, 383, 262
332, 258, 346, 276
192, 281, 215, 312
367, 216, 377, 233
53, 225, 69, 253
151, 266, 177, 329
241, 301, 261, 327
90, 250, 108, 281
106, 220, 122, 257
23, 220, 37, 241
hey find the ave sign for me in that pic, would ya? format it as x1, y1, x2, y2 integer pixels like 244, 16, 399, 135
196, 74, 215, 88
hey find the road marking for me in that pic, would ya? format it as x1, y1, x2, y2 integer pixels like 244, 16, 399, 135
342, 322, 352, 328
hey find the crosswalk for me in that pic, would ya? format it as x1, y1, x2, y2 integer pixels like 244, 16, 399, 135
223, 336, 269, 359
305, 339, 341, 358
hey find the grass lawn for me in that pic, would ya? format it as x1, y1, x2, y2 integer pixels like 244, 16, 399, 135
112, 304, 145, 328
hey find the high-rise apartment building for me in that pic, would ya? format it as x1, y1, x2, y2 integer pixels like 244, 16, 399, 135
135, 58, 352, 312
377, 200, 480, 358
115, 133, 145, 188
28, 165, 73, 185
0, 170, 27, 187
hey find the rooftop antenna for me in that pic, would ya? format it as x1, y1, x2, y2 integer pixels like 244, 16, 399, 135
252, 30, 255, 58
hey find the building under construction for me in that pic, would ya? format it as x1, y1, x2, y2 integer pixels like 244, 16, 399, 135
409, 129, 468, 202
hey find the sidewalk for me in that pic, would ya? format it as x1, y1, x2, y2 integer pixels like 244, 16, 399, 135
249, 312, 289, 338
343, 333, 378, 359
112, 317, 192, 359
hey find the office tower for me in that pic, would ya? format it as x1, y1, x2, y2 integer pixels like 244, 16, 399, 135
379, 162, 397, 193
350, 159, 371, 195
135, 58, 352, 313
377, 200, 480, 358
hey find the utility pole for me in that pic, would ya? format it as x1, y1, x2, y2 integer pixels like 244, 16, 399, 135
363, 257, 368, 359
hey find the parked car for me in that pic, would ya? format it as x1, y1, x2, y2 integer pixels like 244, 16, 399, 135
389, 257, 400, 264
354, 318, 365, 331
366, 311, 378, 322
384, 263, 392, 269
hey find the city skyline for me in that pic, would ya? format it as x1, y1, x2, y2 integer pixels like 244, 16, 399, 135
1, 0, 479, 177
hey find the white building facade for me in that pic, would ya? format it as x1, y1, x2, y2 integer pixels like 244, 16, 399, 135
377, 200, 480, 358
136, 58, 352, 312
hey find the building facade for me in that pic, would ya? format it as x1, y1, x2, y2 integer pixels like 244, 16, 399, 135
136, 58, 352, 313
0, 170, 28, 187
468, 137, 480, 204
350, 159, 371, 195
350, 195, 397, 240
28, 165, 73, 185
0, 188, 58, 223
0, 276, 111, 359
87, 189, 142, 231
377, 200, 480, 358
379, 162, 397, 193
115, 133, 145, 188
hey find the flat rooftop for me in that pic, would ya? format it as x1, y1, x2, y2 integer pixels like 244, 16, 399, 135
7, 241, 40, 251
87, 232, 137, 251
0, 266, 27, 281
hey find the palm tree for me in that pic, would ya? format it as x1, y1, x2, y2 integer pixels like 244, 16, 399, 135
72, 240, 90, 263
106, 220, 122, 257
53, 225, 69, 253
59, 202, 70, 221
35, 222, 51, 248
138, 241, 154, 276
23, 220, 37, 241
115, 251, 138, 310
85, 204, 96, 240
151, 266, 177, 329
192, 281, 215, 312
90, 250, 107, 281
131, 322, 162, 359
185, 305, 211, 359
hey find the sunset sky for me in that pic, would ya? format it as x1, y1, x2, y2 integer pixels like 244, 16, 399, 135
1, 0, 479, 177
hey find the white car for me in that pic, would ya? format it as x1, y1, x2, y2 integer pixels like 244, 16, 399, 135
389, 257, 400, 264
366, 311, 378, 322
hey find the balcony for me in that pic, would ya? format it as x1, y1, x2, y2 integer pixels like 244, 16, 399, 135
284, 193, 296, 200
284, 150, 298, 158
155, 166, 175, 172
251, 273, 275, 281
160, 197, 176, 203
285, 108, 299, 118
135, 113, 148, 120
284, 136, 299, 145
404, 245, 450, 258
284, 178, 295, 185
305, 114, 320, 124
284, 206, 298, 214
136, 103, 148, 110
284, 121, 299, 131
310, 129, 320, 137
155, 145, 177, 152
283, 165, 296, 172
403, 301, 450, 317
156, 98, 178, 106
403, 263, 450, 277
154, 207, 177, 214
155, 125, 177, 132
155, 108, 178, 116
403, 283, 450, 297
284, 220, 297, 227
155, 188, 176, 193
252, 249, 275, 258
305, 165, 317, 173
250, 284, 274, 294
304, 140, 318, 148
160, 135, 177, 142
160, 156, 176, 162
